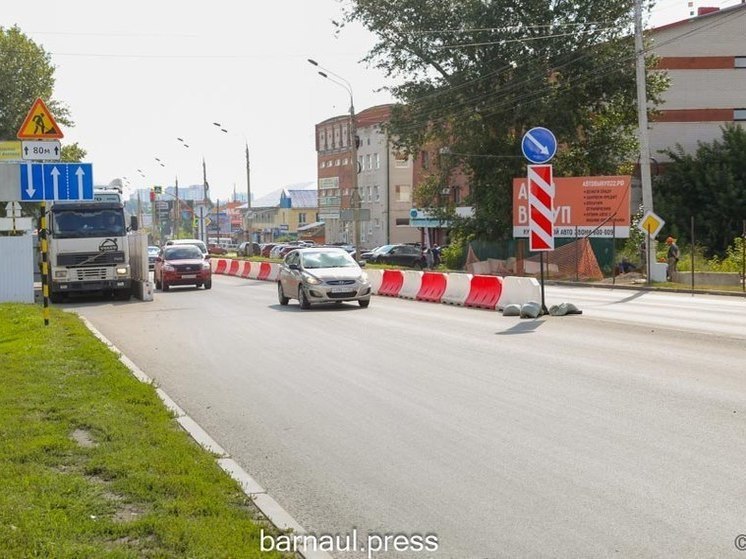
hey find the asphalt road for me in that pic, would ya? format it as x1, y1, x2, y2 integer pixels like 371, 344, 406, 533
69, 278, 746, 559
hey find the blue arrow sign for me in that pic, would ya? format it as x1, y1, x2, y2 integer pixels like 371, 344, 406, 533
521, 127, 557, 164
20, 163, 94, 201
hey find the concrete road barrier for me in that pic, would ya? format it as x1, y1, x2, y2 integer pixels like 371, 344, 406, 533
378, 269, 404, 297
441, 273, 472, 305
497, 276, 541, 310
465, 275, 503, 310
416, 272, 447, 302
366, 269, 384, 294
399, 270, 424, 299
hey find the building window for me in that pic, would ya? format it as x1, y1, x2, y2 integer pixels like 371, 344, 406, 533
374, 185, 380, 202
396, 185, 412, 202
395, 218, 409, 226
335, 159, 341, 166
421, 151, 430, 170
374, 218, 380, 228
736, 57, 746, 68
298, 213, 307, 225
374, 153, 380, 169
735, 109, 746, 121
366, 154, 371, 170
343, 157, 349, 165
395, 158, 409, 168
342, 124, 348, 146
319, 131, 326, 151
366, 186, 372, 201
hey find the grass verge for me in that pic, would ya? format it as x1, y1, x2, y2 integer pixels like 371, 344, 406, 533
0, 303, 288, 559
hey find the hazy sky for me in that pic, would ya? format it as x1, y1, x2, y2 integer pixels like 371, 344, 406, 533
2, 0, 739, 202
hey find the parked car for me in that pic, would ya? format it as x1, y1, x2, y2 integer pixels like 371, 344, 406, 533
207, 243, 227, 255
260, 243, 277, 257
147, 245, 160, 270
237, 241, 260, 257
269, 244, 289, 259
154, 244, 212, 291
360, 245, 392, 261
365, 243, 425, 269
278, 247, 371, 309
164, 238, 208, 257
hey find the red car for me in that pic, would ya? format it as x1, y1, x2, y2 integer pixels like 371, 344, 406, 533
208, 243, 227, 255
155, 244, 212, 291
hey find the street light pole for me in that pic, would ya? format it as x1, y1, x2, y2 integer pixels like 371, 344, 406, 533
213, 122, 252, 252
308, 58, 360, 261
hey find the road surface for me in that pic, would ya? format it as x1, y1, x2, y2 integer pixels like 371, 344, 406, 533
69, 278, 746, 558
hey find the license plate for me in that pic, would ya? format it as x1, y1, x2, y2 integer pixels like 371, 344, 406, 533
331, 286, 353, 293
182, 274, 197, 279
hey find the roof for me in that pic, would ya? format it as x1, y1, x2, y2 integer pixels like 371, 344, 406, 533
652, 2, 746, 33
286, 189, 317, 208
297, 221, 325, 231
247, 181, 316, 209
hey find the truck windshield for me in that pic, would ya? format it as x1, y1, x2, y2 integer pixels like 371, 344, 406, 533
52, 209, 126, 238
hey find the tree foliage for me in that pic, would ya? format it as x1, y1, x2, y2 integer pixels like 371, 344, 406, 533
337, 0, 668, 239
0, 25, 72, 139
654, 124, 746, 256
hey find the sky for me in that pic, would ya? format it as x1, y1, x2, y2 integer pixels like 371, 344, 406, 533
2, 0, 742, 203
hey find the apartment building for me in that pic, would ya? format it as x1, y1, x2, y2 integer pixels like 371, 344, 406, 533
650, 4, 746, 160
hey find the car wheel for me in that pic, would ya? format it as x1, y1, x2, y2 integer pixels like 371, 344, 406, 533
204, 280, 212, 290
277, 282, 289, 305
162, 280, 170, 292
359, 299, 370, 308
298, 287, 311, 310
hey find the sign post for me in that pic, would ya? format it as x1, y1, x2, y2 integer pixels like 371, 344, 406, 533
522, 127, 557, 315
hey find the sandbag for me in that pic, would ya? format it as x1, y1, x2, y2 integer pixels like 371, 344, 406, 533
549, 302, 583, 316
520, 301, 541, 319
502, 304, 521, 317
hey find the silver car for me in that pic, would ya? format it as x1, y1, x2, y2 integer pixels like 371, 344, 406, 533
277, 248, 371, 309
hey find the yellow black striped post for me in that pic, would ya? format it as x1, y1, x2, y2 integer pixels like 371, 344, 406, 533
39, 202, 50, 326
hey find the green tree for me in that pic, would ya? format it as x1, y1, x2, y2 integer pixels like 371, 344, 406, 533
337, 0, 668, 239
654, 124, 746, 256
61, 143, 86, 162
0, 25, 72, 139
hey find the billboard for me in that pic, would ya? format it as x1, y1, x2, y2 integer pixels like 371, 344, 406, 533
513, 175, 631, 238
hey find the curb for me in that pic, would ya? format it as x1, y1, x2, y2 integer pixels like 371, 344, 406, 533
546, 279, 746, 298
79, 316, 333, 559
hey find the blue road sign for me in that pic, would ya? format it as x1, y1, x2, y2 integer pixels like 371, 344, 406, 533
521, 127, 557, 164
20, 162, 94, 201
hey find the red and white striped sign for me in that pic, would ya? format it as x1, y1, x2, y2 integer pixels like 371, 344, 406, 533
528, 164, 554, 251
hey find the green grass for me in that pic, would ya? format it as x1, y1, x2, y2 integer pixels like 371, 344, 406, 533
0, 304, 288, 559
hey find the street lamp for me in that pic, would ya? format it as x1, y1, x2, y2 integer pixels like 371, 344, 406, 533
308, 58, 361, 261
212, 122, 252, 249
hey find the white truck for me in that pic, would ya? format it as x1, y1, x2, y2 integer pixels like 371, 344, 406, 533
46, 186, 138, 302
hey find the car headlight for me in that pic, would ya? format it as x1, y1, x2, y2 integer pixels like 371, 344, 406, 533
202, 262, 211, 270
116, 267, 128, 275
302, 273, 321, 285
360, 272, 369, 283
54, 270, 67, 279
163, 264, 175, 272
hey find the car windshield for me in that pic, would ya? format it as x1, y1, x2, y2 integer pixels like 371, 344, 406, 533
374, 245, 394, 254
52, 208, 125, 238
147, 246, 160, 255
301, 250, 357, 269
163, 246, 203, 260
170, 240, 207, 254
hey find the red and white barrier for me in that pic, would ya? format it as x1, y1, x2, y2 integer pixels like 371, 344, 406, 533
212, 258, 228, 274
497, 276, 541, 310
441, 273, 472, 306
464, 275, 503, 310
416, 272, 447, 303
399, 271, 423, 300
266, 263, 280, 281
378, 269, 404, 297
366, 269, 384, 295
240, 261, 252, 278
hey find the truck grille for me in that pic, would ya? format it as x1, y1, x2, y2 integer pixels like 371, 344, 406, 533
58, 251, 125, 266
73, 267, 109, 281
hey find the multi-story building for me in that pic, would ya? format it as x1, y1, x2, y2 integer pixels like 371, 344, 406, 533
650, 4, 746, 162
315, 104, 421, 248
248, 183, 317, 242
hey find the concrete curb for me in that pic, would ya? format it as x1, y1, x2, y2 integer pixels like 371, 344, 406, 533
546, 279, 746, 298
78, 316, 333, 559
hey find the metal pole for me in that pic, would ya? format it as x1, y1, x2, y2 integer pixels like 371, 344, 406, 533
574, 225, 579, 282
647, 226, 652, 285
612, 217, 616, 287
39, 202, 50, 325
246, 143, 252, 251
174, 176, 179, 239
349, 97, 361, 262
691, 215, 695, 294
540, 252, 548, 315
742, 219, 745, 293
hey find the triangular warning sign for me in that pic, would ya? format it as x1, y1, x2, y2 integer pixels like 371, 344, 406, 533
17, 98, 64, 139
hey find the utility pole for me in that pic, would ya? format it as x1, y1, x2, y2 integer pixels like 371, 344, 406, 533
174, 175, 180, 239
635, 0, 653, 213
349, 100, 361, 262
245, 143, 252, 251
202, 157, 208, 242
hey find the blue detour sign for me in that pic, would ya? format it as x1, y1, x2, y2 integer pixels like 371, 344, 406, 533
521, 127, 557, 164
19, 162, 94, 201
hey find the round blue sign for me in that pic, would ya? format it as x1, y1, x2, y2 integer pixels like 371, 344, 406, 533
521, 127, 557, 164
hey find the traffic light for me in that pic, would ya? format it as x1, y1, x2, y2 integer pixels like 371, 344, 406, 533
149, 189, 155, 202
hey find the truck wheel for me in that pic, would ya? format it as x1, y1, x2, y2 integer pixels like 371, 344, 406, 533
162, 281, 170, 292
115, 289, 131, 301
